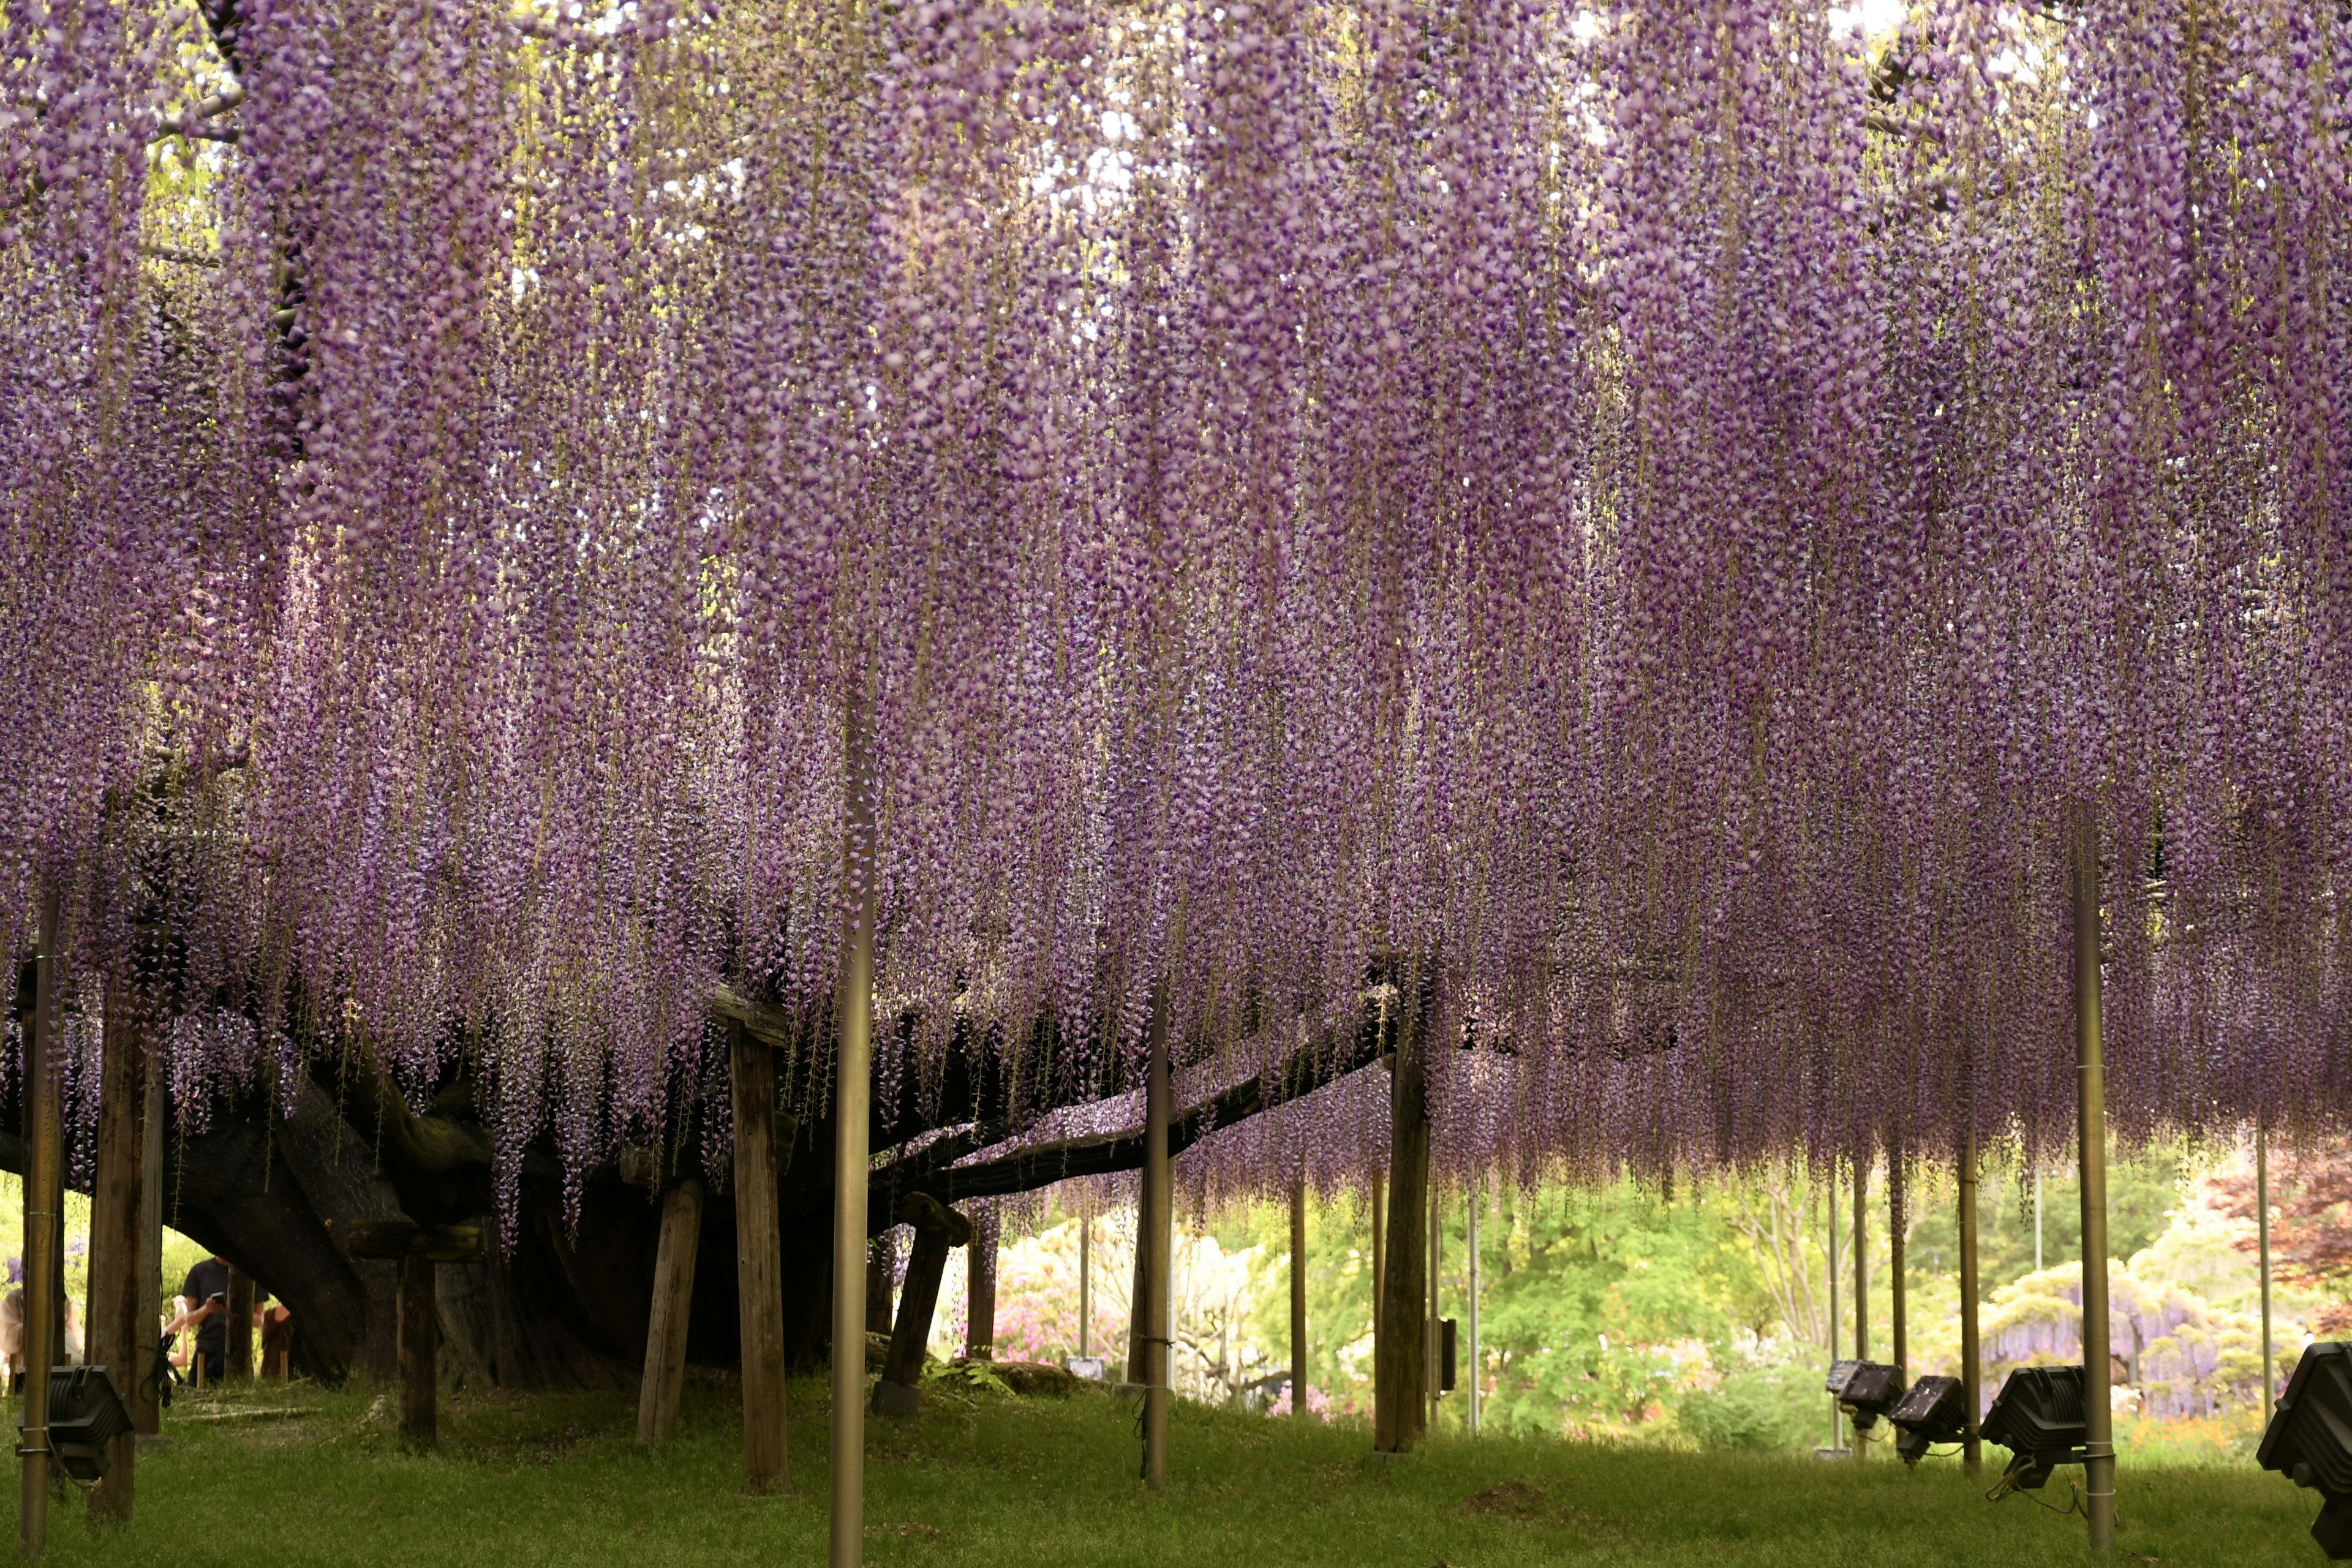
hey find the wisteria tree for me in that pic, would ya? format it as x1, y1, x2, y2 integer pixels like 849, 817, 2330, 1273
6, 0, 2352, 1380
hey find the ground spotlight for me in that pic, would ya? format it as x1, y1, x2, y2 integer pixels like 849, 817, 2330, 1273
1887, 1374, 1967, 1466
43, 1365, 134, 1483
1980, 1365, 2088, 1493
2258, 1341, 2352, 1558
1825, 1359, 1905, 1432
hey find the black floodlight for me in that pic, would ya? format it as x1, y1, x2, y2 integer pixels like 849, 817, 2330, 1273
1887, 1374, 1967, 1466
1825, 1358, 1863, 1398
1838, 1361, 1907, 1431
2258, 1340, 2352, 1558
44, 1365, 132, 1482
1981, 1365, 2088, 1491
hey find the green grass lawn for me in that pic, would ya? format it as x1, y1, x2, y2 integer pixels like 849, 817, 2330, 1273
2, 1377, 2326, 1567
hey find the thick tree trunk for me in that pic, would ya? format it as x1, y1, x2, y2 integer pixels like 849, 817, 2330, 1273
88, 988, 146, 1523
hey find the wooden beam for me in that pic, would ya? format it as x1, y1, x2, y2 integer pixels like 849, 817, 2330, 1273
345, 1222, 484, 1262
876, 1193, 971, 1414
88, 982, 146, 1523
636, 1178, 704, 1449
730, 1019, 788, 1490
396, 1253, 437, 1450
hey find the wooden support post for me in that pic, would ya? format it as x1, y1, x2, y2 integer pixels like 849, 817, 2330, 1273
965, 1209, 997, 1360
875, 1194, 971, 1412
2073, 809, 2116, 1553
20, 895, 64, 1558
866, 1232, 895, 1339
831, 696, 878, 1568
1289, 1176, 1307, 1419
344, 1223, 483, 1452
226, 1268, 255, 1381
396, 1254, 437, 1449
89, 982, 148, 1523
729, 1020, 788, 1491
1959, 1117, 1982, 1477
1376, 990, 1428, 1454
1889, 1154, 1907, 1384
1427, 1167, 1441, 1433
134, 1035, 164, 1436
1077, 1215, 1091, 1360
1142, 976, 1173, 1487
2260, 1120, 2275, 1413
1370, 1173, 1385, 1351
1852, 1153, 1869, 1460
1466, 1176, 1480, 1437
636, 1178, 705, 1449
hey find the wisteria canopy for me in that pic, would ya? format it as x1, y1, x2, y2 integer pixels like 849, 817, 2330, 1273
6, 0, 2351, 1212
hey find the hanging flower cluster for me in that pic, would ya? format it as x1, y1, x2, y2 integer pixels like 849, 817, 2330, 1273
7, 0, 2352, 1204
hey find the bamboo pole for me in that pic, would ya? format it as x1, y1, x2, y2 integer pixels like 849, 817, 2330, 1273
1142, 976, 1173, 1487
830, 696, 878, 1566
2260, 1121, 2274, 1414
1289, 1175, 1307, 1419
1959, 1120, 1983, 1476
2073, 809, 2116, 1554
1078, 1213, 1091, 1361
20, 893, 64, 1558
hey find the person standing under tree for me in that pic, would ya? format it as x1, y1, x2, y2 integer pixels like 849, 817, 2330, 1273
165, 1254, 234, 1385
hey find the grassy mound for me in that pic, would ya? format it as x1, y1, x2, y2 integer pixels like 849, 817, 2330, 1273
10, 1377, 2321, 1566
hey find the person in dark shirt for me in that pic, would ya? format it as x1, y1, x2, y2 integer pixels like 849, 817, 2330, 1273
168, 1256, 232, 1385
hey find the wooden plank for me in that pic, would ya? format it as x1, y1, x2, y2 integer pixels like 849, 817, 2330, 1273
88, 984, 146, 1522
396, 1254, 437, 1450
730, 1020, 788, 1490
345, 1221, 484, 1262
636, 1178, 704, 1449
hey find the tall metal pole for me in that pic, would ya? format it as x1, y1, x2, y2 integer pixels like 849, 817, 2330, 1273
1370, 1173, 1385, 1350
2259, 1121, 2274, 1413
1142, 976, 1173, 1486
1959, 1119, 1983, 1476
829, 699, 878, 1568
2073, 809, 2117, 1554
1289, 1175, 1308, 1419
1466, 1176, 1480, 1437
20, 892, 64, 1559
2035, 1165, 2044, 1274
